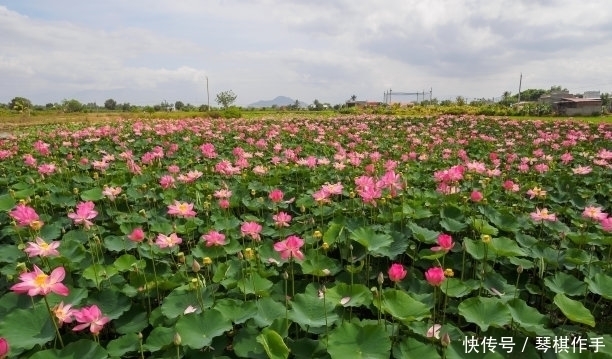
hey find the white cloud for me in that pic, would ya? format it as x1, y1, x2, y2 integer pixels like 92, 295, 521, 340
1, 1, 611, 106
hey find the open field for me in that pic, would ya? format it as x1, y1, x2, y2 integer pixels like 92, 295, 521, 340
1, 108, 611, 132
0, 114, 611, 358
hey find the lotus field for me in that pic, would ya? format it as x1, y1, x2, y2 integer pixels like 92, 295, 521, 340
1, 115, 612, 359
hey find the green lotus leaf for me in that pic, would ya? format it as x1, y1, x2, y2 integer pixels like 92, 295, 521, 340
327, 322, 391, 359
553, 293, 595, 327
458, 297, 511, 331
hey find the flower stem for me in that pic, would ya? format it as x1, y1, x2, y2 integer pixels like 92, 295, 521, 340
43, 296, 64, 348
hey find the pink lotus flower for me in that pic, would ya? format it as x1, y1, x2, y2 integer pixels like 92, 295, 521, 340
530, 208, 557, 222
218, 199, 230, 209
469, 190, 483, 202
357, 186, 382, 206
582, 206, 608, 221
273, 212, 292, 227
241, 221, 263, 241
68, 201, 98, 229
159, 175, 175, 189
0, 337, 8, 358
321, 182, 344, 196
425, 267, 445, 286
312, 189, 331, 204
560, 152, 573, 164
431, 233, 454, 253
10, 204, 43, 229
214, 188, 232, 199
502, 180, 519, 192
102, 186, 122, 201
11, 265, 69, 297
53, 301, 75, 325
155, 233, 183, 248
24, 237, 60, 258
127, 228, 145, 242
601, 217, 612, 232
167, 200, 197, 218
526, 187, 546, 199
202, 230, 226, 247
200, 143, 217, 158
269, 189, 284, 203
572, 165, 592, 175
273, 235, 305, 260
38, 163, 56, 175
72, 305, 109, 335
23, 153, 37, 167
427, 324, 442, 339
388, 263, 407, 282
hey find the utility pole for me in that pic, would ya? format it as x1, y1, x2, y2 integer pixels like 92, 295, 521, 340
206, 76, 210, 111
517, 73, 522, 103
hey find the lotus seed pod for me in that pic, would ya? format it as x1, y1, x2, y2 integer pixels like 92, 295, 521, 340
481, 234, 491, 244
203, 257, 212, 265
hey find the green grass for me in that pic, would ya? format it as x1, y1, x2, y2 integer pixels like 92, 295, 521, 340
1, 108, 610, 131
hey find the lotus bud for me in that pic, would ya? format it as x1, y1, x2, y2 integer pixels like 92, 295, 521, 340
441, 333, 451, 347
377, 272, 384, 285
192, 260, 201, 272
177, 252, 185, 263
16, 262, 28, 273
173, 333, 182, 346
517, 265, 523, 274
282, 271, 289, 280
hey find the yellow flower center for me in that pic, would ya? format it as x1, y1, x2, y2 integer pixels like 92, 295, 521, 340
34, 273, 48, 287
30, 221, 43, 231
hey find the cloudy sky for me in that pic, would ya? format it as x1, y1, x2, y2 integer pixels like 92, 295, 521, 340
1, 0, 611, 107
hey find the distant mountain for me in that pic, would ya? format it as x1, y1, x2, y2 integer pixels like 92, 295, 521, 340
248, 96, 307, 108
